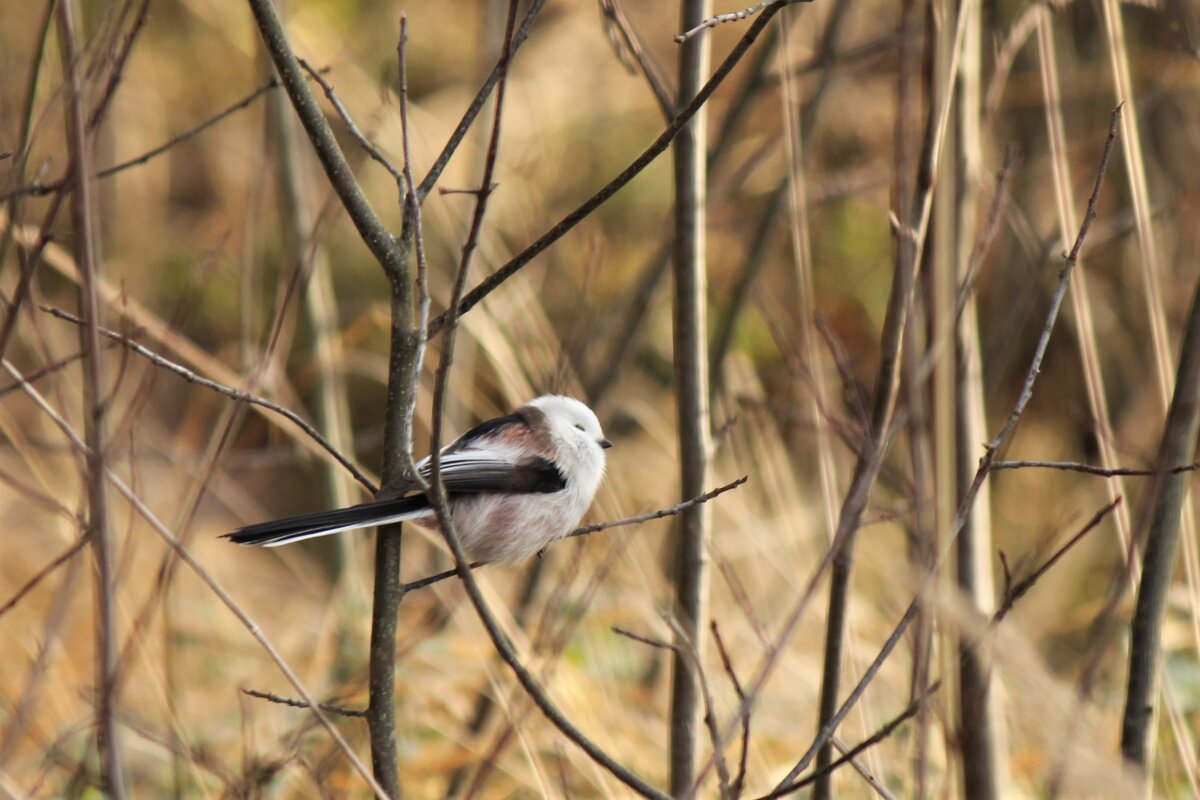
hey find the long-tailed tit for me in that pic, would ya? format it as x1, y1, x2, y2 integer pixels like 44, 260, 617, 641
226, 395, 611, 562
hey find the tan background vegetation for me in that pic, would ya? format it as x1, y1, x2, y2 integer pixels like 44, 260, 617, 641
2, 0, 1198, 796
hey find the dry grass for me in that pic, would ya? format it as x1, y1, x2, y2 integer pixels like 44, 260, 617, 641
2, 0, 1199, 797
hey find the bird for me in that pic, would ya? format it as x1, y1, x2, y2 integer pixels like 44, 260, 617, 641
225, 395, 612, 563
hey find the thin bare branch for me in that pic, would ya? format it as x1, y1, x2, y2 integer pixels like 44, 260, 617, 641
599, 0, 675, 119
56, 2, 125, 792
778, 602, 920, 788
299, 58, 405, 190
699, 103, 1124, 800
676, 0, 776, 43
241, 688, 367, 719
954, 147, 1018, 324
400, 478, 746, 592
983, 107, 1122, 456
0, 358, 390, 800
428, 0, 802, 336
2, 72, 319, 202
763, 682, 939, 799
0, 536, 89, 621
415, 0, 547, 199
572, 476, 746, 535
613, 626, 677, 651
995, 498, 1122, 623
0, 349, 88, 397
711, 622, 750, 799
246, 0, 406, 281
42, 305, 377, 493
779, 495, 1115, 799
992, 459, 1200, 477
661, 615, 733, 800
830, 736, 899, 800
86, 0, 152, 132
416, 4, 668, 792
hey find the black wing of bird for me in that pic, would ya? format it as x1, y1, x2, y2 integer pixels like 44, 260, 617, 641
225, 453, 564, 547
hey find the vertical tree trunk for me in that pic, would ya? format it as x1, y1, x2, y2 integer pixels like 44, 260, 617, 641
953, 0, 1002, 796
1120, 275, 1200, 773
669, 0, 712, 795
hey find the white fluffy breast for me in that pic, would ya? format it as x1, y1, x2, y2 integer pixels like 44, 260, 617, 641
411, 489, 588, 562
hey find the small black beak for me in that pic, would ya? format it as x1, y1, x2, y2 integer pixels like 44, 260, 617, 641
599, 438, 613, 449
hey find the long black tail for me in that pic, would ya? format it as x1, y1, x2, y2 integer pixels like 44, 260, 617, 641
225, 495, 430, 547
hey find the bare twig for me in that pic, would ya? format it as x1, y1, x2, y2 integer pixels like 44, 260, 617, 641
247, 0, 406, 281
241, 688, 367, 719
415, 0, 547, 199
763, 682, 940, 799
700, 104, 1124, 800
86, 0, 152, 132
981, 106, 1121, 457
453, 539, 629, 797
417, 4, 667, 793
436, 184, 498, 196
2, 358, 388, 798
830, 737, 899, 800
1, 72, 319, 202
662, 616, 733, 800
994, 499, 1122, 623
400, 560, 486, 593
778, 602, 920, 788
400, 478, 746, 592
56, 2, 125, 793
675, 0, 775, 43
0, 536, 89, 621
613, 626, 676, 651
42, 305, 377, 493
0, 349, 88, 397
711, 622, 750, 799
572, 476, 746, 535
598, 0, 675, 119
954, 147, 1018, 324
992, 459, 1200, 477
428, 0, 802, 336
772, 491, 1118, 796
299, 58, 405, 190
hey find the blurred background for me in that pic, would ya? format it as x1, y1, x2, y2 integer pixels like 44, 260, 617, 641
2, 0, 1199, 796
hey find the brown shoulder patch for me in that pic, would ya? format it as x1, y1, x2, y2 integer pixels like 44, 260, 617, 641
514, 403, 554, 452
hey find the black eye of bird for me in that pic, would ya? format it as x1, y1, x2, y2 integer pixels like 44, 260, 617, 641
575, 423, 585, 431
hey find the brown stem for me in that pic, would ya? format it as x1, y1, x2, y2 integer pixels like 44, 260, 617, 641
1120, 272, 1200, 767
427, 0, 810, 337
56, 2, 126, 795
669, 0, 714, 791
